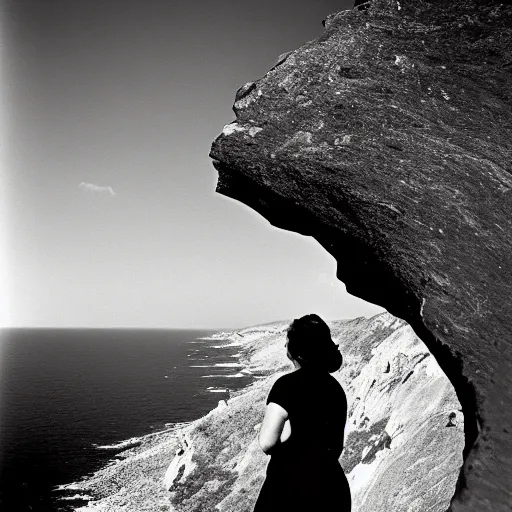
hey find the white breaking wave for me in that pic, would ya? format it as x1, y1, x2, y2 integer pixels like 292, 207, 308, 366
93, 437, 141, 450
60, 493, 93, 501
56, 483, 83, 491
201, 373, 245, 378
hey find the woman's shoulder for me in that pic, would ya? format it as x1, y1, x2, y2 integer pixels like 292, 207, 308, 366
274, 369, 301, 384
311, 371, 348, 397
271, 369, 309, 392
266, 370, 300, 406
268, 369, 298, 389
273, 368, 344, 390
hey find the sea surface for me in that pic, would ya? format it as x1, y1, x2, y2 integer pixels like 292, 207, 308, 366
0, 328, 252, 512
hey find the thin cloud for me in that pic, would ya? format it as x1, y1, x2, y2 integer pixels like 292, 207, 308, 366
79, 182, 116, 197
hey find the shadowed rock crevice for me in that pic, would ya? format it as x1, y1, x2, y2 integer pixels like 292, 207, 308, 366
210, 1, 512, 510
342, 416, 390, 473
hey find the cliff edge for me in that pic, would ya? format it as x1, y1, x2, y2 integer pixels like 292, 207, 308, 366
64, 314, 463, 511
210, 1, 512, 510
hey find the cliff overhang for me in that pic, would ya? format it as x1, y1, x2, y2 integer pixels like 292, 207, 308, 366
210, 1, 512, 510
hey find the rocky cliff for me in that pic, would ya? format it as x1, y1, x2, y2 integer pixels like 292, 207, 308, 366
209, 1, 512, 510
64, 313, 463, 511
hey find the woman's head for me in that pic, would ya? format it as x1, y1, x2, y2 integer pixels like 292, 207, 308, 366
286, 314, 343, 373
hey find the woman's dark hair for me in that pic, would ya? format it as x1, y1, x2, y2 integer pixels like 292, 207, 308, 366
286, 314, 343, 373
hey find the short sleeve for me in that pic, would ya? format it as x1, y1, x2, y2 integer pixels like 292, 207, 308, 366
266, 376, 292, 412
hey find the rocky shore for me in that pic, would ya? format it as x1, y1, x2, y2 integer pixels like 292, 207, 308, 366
59, 312, 463, 512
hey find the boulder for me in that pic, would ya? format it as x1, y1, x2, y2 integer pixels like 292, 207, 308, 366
210, 1, 512, 510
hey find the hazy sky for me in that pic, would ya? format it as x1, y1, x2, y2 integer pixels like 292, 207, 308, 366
1, 0, 384, 328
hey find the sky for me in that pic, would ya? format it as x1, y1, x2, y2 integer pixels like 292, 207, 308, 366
1, 0, 385, 328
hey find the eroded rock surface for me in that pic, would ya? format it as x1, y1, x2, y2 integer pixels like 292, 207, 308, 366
210, 1, 512, 509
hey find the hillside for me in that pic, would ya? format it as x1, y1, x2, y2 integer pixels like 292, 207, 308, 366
63, 312, 463, 511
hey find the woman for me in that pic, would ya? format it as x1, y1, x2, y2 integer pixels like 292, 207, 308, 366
253, 314, 351, 511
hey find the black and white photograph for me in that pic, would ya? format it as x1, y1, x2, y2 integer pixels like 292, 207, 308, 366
1, 0, 510, 511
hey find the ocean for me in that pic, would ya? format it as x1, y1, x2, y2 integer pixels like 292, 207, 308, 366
0, 328, 252, 512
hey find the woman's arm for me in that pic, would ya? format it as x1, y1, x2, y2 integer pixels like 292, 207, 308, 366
258, 402, 289, 455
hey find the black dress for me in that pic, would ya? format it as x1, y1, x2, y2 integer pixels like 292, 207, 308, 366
253, 366, 351, 511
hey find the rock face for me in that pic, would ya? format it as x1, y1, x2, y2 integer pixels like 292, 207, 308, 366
338, 316, 463, 512
210, 1, 512, 510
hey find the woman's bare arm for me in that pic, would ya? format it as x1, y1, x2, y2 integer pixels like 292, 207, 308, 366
258, 402, 289, 455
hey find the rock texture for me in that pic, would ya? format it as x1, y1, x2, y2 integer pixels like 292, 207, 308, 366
210, 1, 512, 510
64, 314, 463, 512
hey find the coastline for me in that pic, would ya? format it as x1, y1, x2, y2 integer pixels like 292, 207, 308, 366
57, 314, 464, 512
54, 328, 266, 511
56, 422, 194, 510
54, 320, 301, 511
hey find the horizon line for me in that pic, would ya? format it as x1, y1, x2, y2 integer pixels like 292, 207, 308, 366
0, 312, 386, 332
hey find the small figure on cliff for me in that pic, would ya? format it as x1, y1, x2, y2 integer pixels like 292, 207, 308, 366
446, 412, 457, 427
253, 314, 351, 511
176, 432, 187, 453
224, 388, 231, 406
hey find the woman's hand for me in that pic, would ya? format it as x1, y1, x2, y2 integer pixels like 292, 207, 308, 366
258, 402, 289, 455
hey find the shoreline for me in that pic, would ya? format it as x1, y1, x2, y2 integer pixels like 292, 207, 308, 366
51, 314, 464, 512
55, 330, 259, 511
